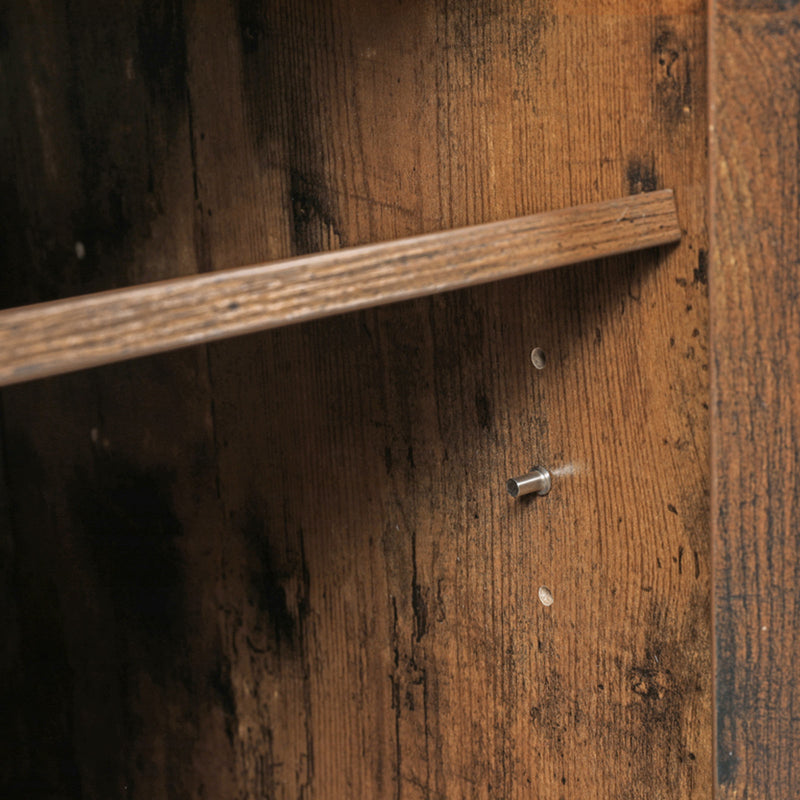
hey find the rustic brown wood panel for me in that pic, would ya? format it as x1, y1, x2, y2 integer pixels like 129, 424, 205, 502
0, 1, 710, 798
0, 191, 680, 387
710, 2, 800, 797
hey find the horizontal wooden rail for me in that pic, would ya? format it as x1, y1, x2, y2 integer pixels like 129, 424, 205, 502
0, 190, 679, 386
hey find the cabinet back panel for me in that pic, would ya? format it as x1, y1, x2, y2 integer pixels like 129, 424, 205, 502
0, 1, 709, 797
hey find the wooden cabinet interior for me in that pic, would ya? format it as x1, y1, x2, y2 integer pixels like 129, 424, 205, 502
0, 2, 710, 798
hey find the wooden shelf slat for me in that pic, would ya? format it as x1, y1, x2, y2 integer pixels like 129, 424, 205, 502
0, 190, 679, 386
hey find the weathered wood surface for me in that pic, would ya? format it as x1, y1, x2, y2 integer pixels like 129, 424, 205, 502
0, 191, 680, 387
710, 2, 800, 797
0, 2, 710, 798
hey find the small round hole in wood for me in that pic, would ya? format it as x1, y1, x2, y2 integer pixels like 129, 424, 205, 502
538, 586, 554, 607
530, 347, 546, 369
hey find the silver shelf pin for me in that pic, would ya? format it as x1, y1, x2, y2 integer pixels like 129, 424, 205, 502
506, 466, 552, 498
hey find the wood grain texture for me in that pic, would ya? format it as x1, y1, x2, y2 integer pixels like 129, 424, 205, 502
0, 191, 679, 387
0, 2, 710, 798
710, 2, 800, 796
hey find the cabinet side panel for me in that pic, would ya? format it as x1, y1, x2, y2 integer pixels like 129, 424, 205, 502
710, 3, 800, 797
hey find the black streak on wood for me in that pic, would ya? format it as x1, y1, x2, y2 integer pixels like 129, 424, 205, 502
71, 454, 185, 670
0, 431, 82, 799
136, 0, 188, 106
694, 249, 708, 286
241, 511, 299, 648
290, 169, 343, 255
653, 26, 692, 129
626, 156, 659, 195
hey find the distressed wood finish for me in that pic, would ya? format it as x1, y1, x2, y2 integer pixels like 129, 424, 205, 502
0, 191, 679, 386
0, 2, 710, 798
710, 2, 800, 796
